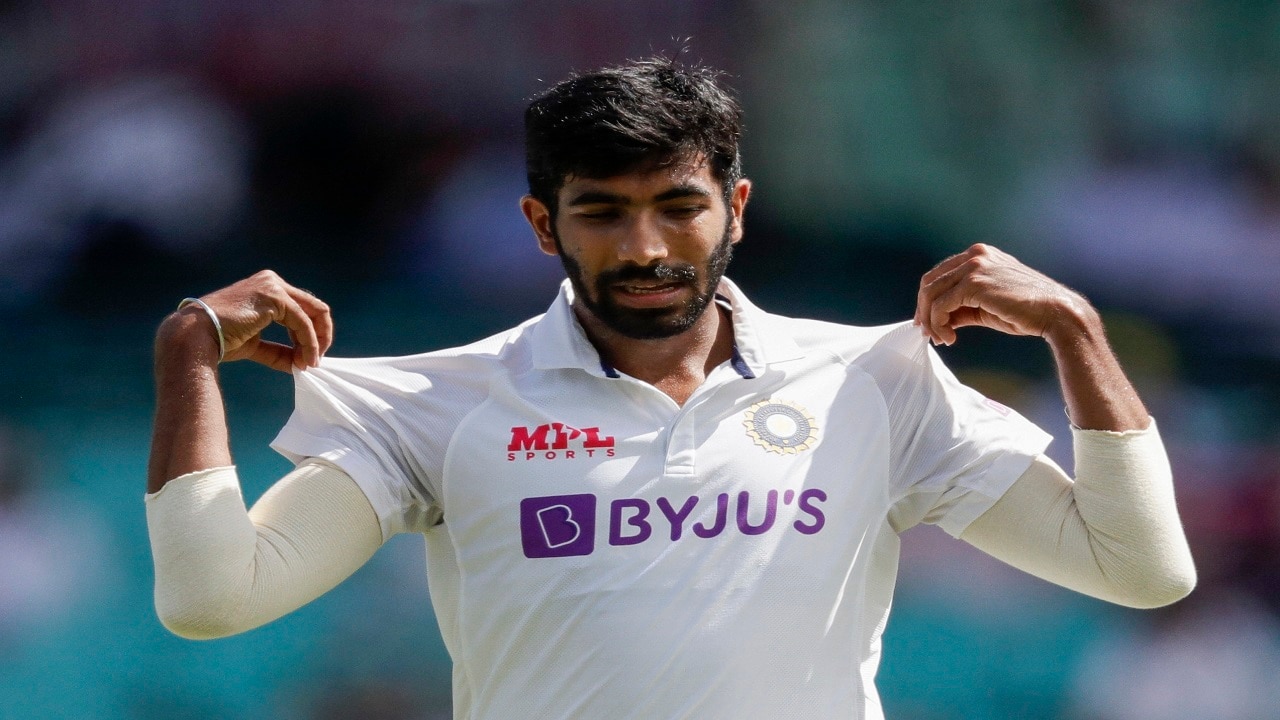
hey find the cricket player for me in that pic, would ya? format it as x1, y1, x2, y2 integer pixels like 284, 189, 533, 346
146, 58, 1195, 719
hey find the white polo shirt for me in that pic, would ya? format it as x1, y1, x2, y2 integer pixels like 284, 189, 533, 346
271, 277, 1051, 720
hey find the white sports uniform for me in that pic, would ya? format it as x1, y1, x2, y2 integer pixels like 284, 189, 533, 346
270, 277, 1051, 720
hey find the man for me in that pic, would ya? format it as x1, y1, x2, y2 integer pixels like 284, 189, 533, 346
146, 58, 1195, 719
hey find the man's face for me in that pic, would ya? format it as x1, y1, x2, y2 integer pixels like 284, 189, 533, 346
521, 161, 751, 340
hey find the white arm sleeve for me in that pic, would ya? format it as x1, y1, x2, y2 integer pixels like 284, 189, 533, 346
145, 459, 383, 639
960, 420, 1196, 609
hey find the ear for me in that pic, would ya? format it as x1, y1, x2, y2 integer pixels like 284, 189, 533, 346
520, 195, 559, 256
728, 179, 752, 244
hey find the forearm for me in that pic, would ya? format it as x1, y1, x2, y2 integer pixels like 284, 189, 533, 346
1044, 299, 1148, 432
147, 460, 382, 639
148, 309, 232, 493
962, 423, 1195, 608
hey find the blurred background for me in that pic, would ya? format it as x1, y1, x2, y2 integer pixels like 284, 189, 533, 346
1, 0, 1278, 718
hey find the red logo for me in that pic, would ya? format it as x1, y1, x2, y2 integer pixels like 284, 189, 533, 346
507, 423, 616, 461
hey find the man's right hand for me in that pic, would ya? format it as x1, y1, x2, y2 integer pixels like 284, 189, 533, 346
167, 270, 334, 372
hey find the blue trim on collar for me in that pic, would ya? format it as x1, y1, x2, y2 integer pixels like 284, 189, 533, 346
596, 293, 754, 380
715, 294, 754, 379
729, 343, 756, 379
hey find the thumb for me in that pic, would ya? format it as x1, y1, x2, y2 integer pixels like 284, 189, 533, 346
246, 340, 302, 373
947, 307, 987, 329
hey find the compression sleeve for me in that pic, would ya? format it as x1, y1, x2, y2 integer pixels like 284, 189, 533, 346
960, 420, 1196, 608
145, 459, 383, 639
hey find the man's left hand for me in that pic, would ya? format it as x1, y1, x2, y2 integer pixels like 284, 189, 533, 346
914, 243, 1092, 346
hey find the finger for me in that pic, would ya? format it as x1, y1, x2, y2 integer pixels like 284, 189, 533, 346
275, 295, 320, 368
945, 306, 986, 331
286, 285, 334, 356
248, 340, 300, 373
919, 249, 976, 288
917, 259, 976, 344
916, 257, 968, 330
928, 278, 983, 345
915, 244, 1002, 325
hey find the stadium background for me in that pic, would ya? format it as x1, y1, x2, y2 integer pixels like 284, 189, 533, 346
2, 1, 1279, 718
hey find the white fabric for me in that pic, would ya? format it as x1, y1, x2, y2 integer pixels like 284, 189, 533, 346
145, 431, 1195, 650
962, 421, 1196, 608
270, 277, 1053, 720
145, 460, 381, 639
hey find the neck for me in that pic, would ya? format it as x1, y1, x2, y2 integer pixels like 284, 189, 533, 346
574, 302, 735, 406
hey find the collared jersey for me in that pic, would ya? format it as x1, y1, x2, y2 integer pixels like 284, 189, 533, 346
271, 277, 1051, 720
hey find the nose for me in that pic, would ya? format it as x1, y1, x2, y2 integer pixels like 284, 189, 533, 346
616, 213, 669, 265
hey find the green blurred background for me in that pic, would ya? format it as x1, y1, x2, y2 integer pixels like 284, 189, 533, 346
1, 1, 1278, 718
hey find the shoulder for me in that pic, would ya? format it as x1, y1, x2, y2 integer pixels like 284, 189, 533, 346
300, 315, 543, 399
760, 309, 927, 369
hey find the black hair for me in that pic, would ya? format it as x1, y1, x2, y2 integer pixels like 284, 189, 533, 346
524, 56, 743, 217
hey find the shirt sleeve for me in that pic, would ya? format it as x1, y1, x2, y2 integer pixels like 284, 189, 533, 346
960, 421, 1196, 608
270, 358, 441, 540
861, 323, 1053, 536
146, 460, 383, 639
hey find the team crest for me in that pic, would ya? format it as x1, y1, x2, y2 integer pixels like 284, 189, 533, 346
743, 399, 818, 454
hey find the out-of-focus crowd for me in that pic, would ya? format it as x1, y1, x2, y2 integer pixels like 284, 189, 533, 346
1, 1, 1277, 718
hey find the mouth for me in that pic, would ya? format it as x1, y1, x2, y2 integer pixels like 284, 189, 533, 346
619, 281, 681, 294
611, 281, 688, 307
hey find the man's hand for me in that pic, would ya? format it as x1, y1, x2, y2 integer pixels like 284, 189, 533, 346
915, 243, 1148, 431
171, 270, 333, 372
149, 271, 333, 491
914, 243, 1092, 347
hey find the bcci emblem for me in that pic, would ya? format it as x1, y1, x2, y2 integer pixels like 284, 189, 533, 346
743, 399, 818, 454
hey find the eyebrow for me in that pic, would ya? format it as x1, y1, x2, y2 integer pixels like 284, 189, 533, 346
565, 184, 715, 207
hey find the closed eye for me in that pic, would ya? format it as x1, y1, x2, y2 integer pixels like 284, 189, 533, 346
665, 205, 707, 219
576, 209, 621, 221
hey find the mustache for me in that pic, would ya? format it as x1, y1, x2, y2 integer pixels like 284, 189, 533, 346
600, 262, 697, 285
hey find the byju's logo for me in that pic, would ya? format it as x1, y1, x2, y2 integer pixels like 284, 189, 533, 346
507, 423, 616, 462
518, 489, 828, 559
520, 494, 597, 558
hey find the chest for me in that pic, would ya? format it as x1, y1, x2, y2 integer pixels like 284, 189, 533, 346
435, 363, 890, 562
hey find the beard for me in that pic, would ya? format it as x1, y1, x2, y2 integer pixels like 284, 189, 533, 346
556, 225, 735, 340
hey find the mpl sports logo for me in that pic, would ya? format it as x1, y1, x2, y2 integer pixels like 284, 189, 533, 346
507, 423, 616, 462
519, 489, 828, 559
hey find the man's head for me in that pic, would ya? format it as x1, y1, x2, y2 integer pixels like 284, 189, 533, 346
524, 57, 744, 221
521, 58, 750, 341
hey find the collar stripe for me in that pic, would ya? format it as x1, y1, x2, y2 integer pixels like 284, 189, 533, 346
730, 343, 756, 379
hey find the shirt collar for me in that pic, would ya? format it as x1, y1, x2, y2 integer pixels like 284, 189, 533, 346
529, 276, 804, 377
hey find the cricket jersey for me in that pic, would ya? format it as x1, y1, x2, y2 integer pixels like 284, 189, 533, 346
271, 277, 1052, 720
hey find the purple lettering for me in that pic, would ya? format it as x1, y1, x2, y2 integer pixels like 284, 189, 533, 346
536, 505, 581, 548
736, 490, 778, 536
793, 489, 827, 535
692, 493, 729, 538
656, 496, 699, 541
520, 494, 596, 559
609, 499, 652, 546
